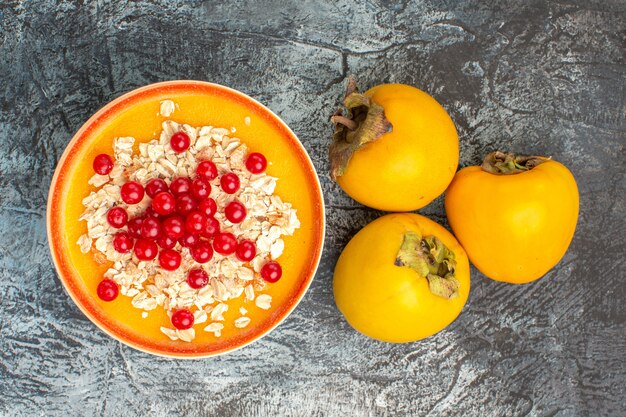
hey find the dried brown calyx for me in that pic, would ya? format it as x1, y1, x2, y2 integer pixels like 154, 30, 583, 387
481, 151, 550, 175
329, 76, 392, 180
395, 231, 460, 300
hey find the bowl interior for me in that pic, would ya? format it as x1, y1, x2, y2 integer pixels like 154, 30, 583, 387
47, 81, 325, 357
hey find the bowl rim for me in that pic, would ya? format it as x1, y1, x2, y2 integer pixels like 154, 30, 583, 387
46, 80, 326, 358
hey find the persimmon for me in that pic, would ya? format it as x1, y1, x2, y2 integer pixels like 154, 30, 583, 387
445, 151, 579, 284
333, 213, 470, 342
329, 78, 458, 211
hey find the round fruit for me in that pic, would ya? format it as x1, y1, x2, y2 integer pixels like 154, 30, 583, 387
170, 131, 190, 153
113, 232, 133, 253
198, 198, 217, 218
120, 181, 145, 204
127, 217, 144, 238
236, 240, 256, 262
134, 238, 158, 261
97, 279, 119, 301
152, 192, 176, 215
187, 269, 209, 289
162, 215, 185, 239
333, 213, 470, 343
445, 151, 579, 284
196, 160, 218, 180
201, 217, 220, 238
157, 234, 177, 250
220, 173, 240, 194
145, 178, 168, 198
159, 249, 182, 271
93, 154, 113, 175
191, 178, 211, 200
225, 201, 246, 223
213, 232, 237, 255
185, 211, 207, 235
107, 207, 128, 228
329, 78, 458, 211
245, 152, 267, 174
171, 309, 194, 330
144, 206, 161, 219
170, 177, 191, 196
190, 241, 213, 264
176, 193, 197, 215
141, 217, 162, 239
179, 233, 199, 248
261, 261, 282, 283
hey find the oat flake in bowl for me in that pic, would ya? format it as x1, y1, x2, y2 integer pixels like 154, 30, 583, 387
47, 81, 325, 357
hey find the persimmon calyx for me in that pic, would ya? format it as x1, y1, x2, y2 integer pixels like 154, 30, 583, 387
481, 151, 550, 175
329, 76, 392, 180
394, 231, 460, 300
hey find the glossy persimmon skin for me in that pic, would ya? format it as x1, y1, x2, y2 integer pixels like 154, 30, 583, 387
445, 160, 579, 284
337, 84, 459, 211
333, 213, 470, 343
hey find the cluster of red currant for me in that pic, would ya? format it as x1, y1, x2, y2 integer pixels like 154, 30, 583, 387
92, 132, 283, 327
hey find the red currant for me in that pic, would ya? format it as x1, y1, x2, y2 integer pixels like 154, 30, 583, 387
191, 178, 211, 200
152, 191, 176, 216
170, 177, 192, 196
120, 181, 145, 204
113, 232, 134, 253
185, 211, 207, 235
201, 216, 220, 238
157, 234, 177, 249
213, 232, 237, 255
127, 217, 144, 238
93, 154, 113, 175
261, 261, 282, 283
107, 206, 128, 228
179, 233, 199, 248
141, 217, 162, 239
145, 178, 168, 198
176, 193, 197, 215
220, 173, 240, 194
159, 249, 182, 271
170, 132, 190, 153
236, 240, 256, 262
171, 309, 194, 330
144, 206, 161, 219
245, 152, 267, 174
134, 238, 158, 261
163, 215, 185, 239
187, 269, 209, 289
196, 160, 218, 180
97, 278, 118, 301
225, 201, 247, 224
198, 198, 217, 217
190, 241, 213, 264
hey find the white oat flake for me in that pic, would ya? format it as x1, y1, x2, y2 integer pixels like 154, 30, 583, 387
159, 100, 177, 117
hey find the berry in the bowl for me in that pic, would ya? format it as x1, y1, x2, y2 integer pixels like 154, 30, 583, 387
93, 154, 114, 175
220, 172, 240, 194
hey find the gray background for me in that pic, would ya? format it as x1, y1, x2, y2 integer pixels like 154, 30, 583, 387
0, 0, 624, 416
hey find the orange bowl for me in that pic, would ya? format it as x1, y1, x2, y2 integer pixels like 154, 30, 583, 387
47, 81, 325, 358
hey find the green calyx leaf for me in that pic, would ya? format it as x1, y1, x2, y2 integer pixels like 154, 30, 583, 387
329, 76, 392, 180
394, 231, 460, 300
481, 151, 550, 175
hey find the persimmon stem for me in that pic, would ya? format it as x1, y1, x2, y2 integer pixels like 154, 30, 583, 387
482, 151, 550, 175
328, 76, 393, 180
330, 115, 358, 131
395, 231, 460, 300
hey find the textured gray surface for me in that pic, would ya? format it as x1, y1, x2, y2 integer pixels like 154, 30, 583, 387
0, 0, 625, 416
